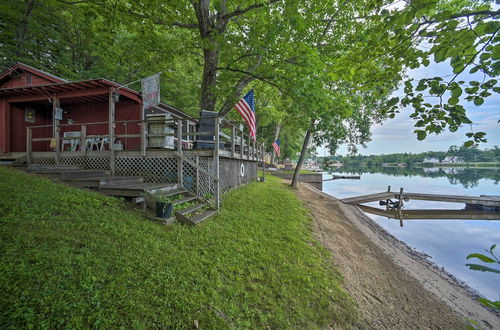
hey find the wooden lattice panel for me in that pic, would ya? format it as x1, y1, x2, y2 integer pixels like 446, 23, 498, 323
115, 156, 178, 183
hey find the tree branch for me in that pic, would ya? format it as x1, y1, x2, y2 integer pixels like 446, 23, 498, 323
127, 10, 197, 28
222, 0, 282, 21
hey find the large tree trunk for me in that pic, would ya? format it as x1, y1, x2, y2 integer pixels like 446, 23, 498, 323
270, 123, 281, 164
200, 45, 220, 111
291, 121, 313, 187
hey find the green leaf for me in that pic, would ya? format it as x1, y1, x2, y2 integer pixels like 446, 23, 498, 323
463, 140, 474, 148
466, 253, 496, 263
434, 47, 448, 63
473, 97, 484, 106
465, 264, 500, 274
415, 130, 427, 141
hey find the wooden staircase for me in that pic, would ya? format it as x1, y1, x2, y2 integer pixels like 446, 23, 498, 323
25, 164, 218, 225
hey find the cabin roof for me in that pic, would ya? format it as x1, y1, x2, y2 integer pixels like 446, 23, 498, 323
0, 78, 142, 104
0, 63, 195, 120
0, 62, 67, 85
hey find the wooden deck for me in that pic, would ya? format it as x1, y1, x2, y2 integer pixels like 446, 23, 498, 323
341, 191, 500, 208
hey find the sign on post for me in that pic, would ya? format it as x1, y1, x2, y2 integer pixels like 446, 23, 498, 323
141, 73, 161, 109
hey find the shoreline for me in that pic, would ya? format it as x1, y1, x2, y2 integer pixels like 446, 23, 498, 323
295, 182, 499, 329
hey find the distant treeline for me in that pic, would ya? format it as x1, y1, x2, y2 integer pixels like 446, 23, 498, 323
327, 165, 500, 189
322, 145, 500, 165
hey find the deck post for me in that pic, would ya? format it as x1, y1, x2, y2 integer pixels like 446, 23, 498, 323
252, 139, 256, 161
195, 156, 199, 197
240, 129, 244, 160
214, 116, 220, 210
52, 96, 60, 165
140, 104, 146, 157
26, 127, 32, 164
247, 134, 251, 160
231, 126, 236, 158
398, 187, 404, 227
80, 124, 87, 156
177, 119, 183, 188
108, 89, 116, 175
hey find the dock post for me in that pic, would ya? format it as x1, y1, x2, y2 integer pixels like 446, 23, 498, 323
386, 186, 391, 210
398, 187, 404, 227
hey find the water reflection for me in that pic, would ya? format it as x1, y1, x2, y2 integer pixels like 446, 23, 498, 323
329, 165, 500, 189
322, 167, 500, 300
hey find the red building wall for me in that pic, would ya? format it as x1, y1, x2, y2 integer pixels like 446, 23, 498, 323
8, 100, 142, 152
0, 71, 59, 89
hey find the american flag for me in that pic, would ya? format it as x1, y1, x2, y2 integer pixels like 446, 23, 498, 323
234, 89, 256, 139
272, 138, 280, 157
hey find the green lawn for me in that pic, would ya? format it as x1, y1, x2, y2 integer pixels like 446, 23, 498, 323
0, 166, 357, 328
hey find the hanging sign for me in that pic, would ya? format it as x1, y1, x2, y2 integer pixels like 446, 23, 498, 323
141, 73, 161, 109
25, 108, 35, 123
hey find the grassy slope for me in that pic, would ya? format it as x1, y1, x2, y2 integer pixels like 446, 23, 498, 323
0, 166, 357, 328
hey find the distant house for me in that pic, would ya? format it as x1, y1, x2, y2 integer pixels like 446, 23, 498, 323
442, 156, 463, 163
423, 157, 440, 163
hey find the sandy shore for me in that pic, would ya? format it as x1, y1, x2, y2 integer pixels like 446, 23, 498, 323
295, 182, 499, 329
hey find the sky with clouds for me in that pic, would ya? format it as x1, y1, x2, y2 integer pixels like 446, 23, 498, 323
323, 61, 500, 156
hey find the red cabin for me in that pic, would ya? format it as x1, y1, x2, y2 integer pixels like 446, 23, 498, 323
0, 63, 194, 155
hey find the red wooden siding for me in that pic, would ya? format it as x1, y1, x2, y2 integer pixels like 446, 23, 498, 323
0, 71, 59, 89
8, 100, 142, 152
9, 104, 51, 152
0, 99, 10, 154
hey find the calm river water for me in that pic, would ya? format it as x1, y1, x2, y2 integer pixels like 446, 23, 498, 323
322, 166, 500, 301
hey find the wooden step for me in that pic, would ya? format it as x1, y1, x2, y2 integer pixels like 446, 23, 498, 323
172, 196, 198, 206
27, 165, 81, 172
177, 202, 207, 215
157, 188, 188, 197
189, 210, 218, 225
144, 188, 189, 210
59, 170, 110, 180
67, 176, 144, 188
99, 183, 178, 197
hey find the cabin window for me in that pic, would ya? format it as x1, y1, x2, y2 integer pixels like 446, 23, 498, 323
25, 73, 32, 85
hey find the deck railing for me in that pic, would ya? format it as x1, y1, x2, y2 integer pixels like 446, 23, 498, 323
26, 116, 265, 210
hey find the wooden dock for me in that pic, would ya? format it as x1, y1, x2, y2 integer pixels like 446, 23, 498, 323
358, 205, 500, 220
341, 191, 500, 208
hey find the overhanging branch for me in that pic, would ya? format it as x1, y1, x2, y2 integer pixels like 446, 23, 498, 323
222, 0, 282, 20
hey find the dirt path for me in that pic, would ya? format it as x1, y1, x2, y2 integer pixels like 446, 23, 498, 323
295, 182, 499, 329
